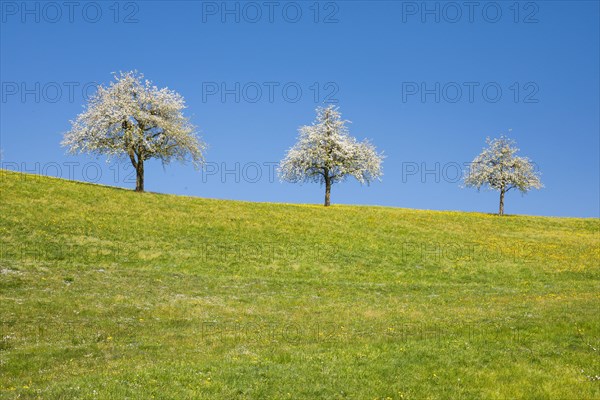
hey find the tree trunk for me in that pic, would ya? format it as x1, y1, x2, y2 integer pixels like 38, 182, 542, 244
498, 188, 505, 216
135, 158, 144, 192
324, 176, 331, 207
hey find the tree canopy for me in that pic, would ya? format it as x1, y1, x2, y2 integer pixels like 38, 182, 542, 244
464, 136, 542, 215
62, 71, 206, 191
279, 105, 383, 206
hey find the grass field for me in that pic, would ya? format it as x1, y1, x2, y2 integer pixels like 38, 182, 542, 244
0, 170, 599, 399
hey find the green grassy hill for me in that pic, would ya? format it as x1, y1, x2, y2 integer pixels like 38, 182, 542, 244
1, 170, 599, 399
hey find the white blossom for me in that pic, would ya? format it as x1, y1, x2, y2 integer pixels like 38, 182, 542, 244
62, 71, 206, 191
463, 136, 543, 215
278, 105, 383, 206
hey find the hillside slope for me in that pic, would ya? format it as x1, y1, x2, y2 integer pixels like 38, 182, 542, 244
1, 170, 599, 399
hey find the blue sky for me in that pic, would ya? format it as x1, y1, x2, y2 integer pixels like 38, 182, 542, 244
1, 1, 598, 217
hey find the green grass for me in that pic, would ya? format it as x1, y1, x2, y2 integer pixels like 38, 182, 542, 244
1, 169, 599, 399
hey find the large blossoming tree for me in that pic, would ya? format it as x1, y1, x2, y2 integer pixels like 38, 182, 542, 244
62, 71, 206, 192
464, 136, 543, 215
279, 105, 383, 206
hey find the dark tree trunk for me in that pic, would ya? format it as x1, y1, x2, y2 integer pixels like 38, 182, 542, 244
135, 158, 144, 192
324, 175, 331, 207
499, 188, 505, 216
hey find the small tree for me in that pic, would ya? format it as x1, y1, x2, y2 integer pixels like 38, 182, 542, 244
464, 136, 542, 216
62, 71, 206, 192
279, 105, 383, 206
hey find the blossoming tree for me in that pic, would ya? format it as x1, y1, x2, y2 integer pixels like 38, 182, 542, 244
463, 136, 542, 215
279, 105, 383, 206
62, 71, 206, 192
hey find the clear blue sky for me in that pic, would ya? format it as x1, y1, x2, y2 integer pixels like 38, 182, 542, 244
1, 1, 598, 217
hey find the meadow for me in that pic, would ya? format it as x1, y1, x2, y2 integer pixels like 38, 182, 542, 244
0, 170, 598, 399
